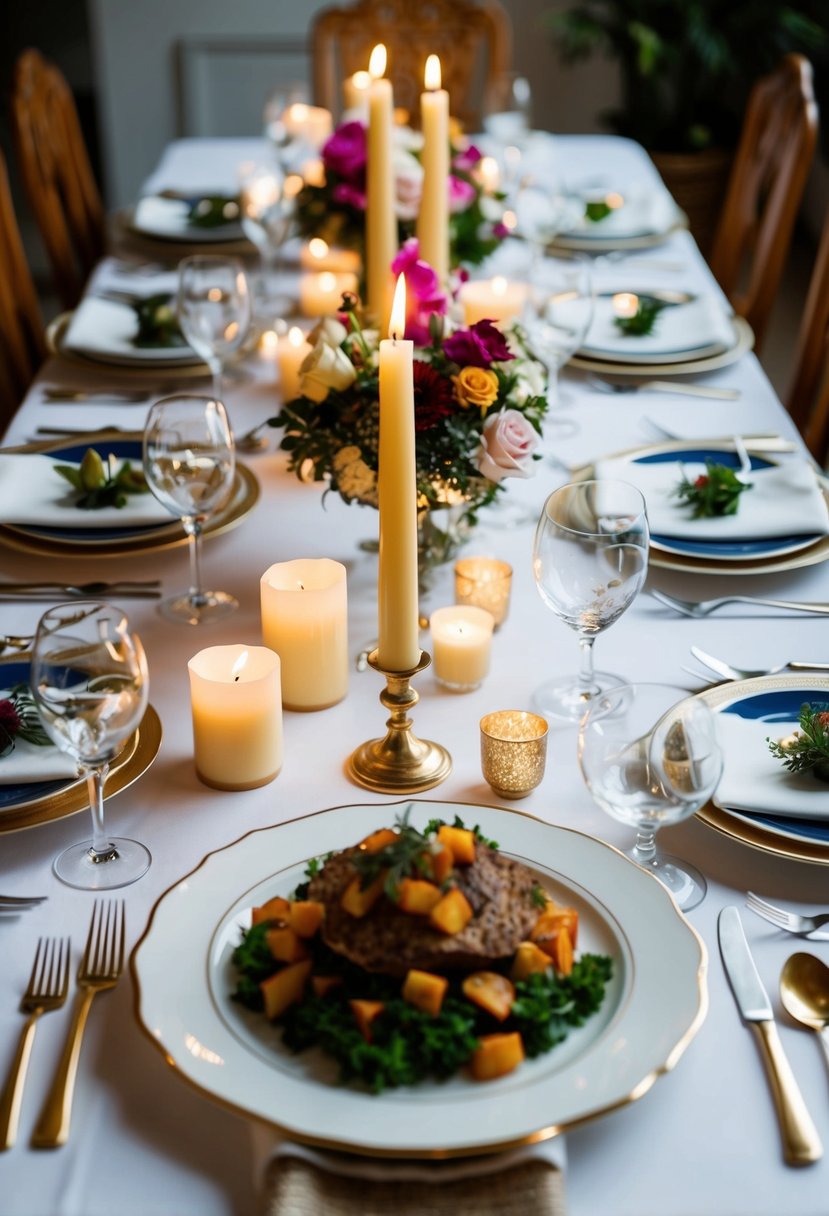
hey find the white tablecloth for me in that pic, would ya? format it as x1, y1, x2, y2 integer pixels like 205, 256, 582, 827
1, 136, 827, 1216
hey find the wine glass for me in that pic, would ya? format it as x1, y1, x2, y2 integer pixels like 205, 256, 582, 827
532, 479, 648, 721
238, 160, 295, 325
523, 253, 594, 435
579, 683, 723, 910
31, 601, 150, 890
177, 255, 251, 400
143, 395, 237, 625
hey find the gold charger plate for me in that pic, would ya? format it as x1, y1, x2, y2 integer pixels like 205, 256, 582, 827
0, 432, 260, 559
695, 674, 829, 866
46, 311, 213, 378
114, 207, 255, 257
569, 315, 754, 377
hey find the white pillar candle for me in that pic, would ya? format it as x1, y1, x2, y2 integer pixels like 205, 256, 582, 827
478, 155, 500, 193
188, 645, 282, 791
260, 559, 348, 711
300, 238, 361, 275
377, 274, 420, 672
460, 276, 528, 325
612, 292, 639, 319
343, 69, 371, 112
299, 270, 359, 317
366, 44, 397, 330
281, 103, 333, 150
416, 54, 449, 284
277, 326, 312, 399
430, 606, 494, 691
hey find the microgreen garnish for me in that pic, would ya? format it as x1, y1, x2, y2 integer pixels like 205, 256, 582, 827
531, 883, 547, 909
186, 194, 240, 229
55, 448, 149, 510
585, 200, 612, 222
613, 294, 669, 336
673, 460, 751, 518
425, 814, 499, 850
768, 704, 829, 781
351, 808, 433, 898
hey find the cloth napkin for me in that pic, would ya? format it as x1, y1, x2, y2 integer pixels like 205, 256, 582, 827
594, 455, 829, 540
252, 1127, 567, 1216
64, 295, 198, 365
580, 293, 734, 359
131, 194, 243, 242
0, 453, 173, 529
0, 685, 78, 784
566, 186, 681, 240
715, 714, 829, 820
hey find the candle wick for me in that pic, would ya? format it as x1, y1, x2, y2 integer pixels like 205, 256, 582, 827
299, 581, 305, 591
234, 675, 240, 682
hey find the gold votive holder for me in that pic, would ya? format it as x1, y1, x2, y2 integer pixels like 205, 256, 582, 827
480, 710, 548, 799
454, 556, 513, 628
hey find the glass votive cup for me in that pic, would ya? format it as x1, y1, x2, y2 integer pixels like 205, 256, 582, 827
430, 605, 495, 692
480, 710, 548, 799
454, 556, 513, 628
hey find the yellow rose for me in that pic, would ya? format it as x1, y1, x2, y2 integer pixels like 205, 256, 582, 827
453, 366, 499, 413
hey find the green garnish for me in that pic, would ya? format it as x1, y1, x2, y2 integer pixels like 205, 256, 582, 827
768, 704, 829, 781
425, 814, 499, 851
0, 684, 53, 757
613, 294, 669, 336
131, 293, 185, 349
673, 460, 752, 518
55, 448, 149, 510
585, 199, 612, 222
531, 883, 547, 909
352, 808, 433, 899
186, 194, 240, 229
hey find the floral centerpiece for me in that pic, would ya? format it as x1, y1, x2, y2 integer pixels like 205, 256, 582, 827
269, 241, 548, 573
295, 121, 508, 269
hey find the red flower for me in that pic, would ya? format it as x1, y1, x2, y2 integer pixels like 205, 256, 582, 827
694, 475, 709, 489
0, 698, 20, 755
817, 711, 829, 729
413, 360, 455, 431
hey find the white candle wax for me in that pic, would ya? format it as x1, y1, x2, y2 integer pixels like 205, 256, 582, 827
430, 606, 494, 690
460, 276, 528, 325
277, 326, 312, 399
188, 645, 282, 790
299, 270, 359, 317
366, 45, 397, 330
612, 292, 640, 319
281, 103, 333, 150
260, 559, 348, 711
416, 55, 449, 284
299, 238, 361, 274
343, 70, 371, 112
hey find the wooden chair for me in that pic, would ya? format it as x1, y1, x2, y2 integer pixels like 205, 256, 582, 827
311, 0, 511, 132
786, 209, 829, 466
0, 147, 47, 433
708, 54, 818, 356
10, 48, 106, 311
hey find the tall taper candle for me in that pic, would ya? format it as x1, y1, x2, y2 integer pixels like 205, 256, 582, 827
377, 274, 420, 671
416, 54, 449, 283
366, 44, 397, 330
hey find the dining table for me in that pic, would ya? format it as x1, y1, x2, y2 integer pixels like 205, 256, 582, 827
0, 132, 828, 1216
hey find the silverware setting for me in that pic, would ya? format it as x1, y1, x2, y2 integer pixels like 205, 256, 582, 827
639, 416, 798, 452
587, 374, 741, 400
718, 906, 822, 1167
0, 581, 161, 601
0, 895, 47, 913
650, 590, 829, 618
0, 635, 33, 656
780, 954, 829, 1072
746, 893, 829, 939
688, 646, 829, 683
40, 389, 152, 404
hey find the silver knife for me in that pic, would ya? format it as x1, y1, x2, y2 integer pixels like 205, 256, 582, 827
718, 906, 822, 1165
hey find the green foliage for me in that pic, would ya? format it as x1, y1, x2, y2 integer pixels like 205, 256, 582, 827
768, 703, 829, 777
613, 294, 670, 336
55, 448, 149, 511
673, 460, 751, 517
131, 293, 186, 349
185, 194, 241, 229
0, 684, 52, 757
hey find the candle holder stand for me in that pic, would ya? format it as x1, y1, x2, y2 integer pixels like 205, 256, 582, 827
347, 650, 452, 793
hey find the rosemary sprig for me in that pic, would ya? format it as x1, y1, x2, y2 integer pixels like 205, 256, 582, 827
673, 460, 751, 518
768, 704, 829, 778
351, 808, 434, 898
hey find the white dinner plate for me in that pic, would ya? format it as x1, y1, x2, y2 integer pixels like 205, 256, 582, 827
132, 799, 707, 1157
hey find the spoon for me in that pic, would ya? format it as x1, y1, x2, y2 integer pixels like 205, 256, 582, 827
234, 421, 271, 453
780, 952, 829, 1070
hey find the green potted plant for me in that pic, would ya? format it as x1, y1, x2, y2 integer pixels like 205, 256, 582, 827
547, 0, 826, 250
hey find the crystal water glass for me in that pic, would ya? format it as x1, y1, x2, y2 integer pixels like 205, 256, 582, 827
532, 479, 648, 721
238, 160, 294, 323
31, 601, 150, 890
579, 682, 723, 910
143, 395, 237, 625
524, 254, 594, 432
177, 255, 251, 399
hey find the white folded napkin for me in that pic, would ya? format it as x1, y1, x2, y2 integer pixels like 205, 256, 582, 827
566, 187, 681, 240
594, 454, 829, 540
0, 686, 78, 785
0, 453, 173, 530
715, 714, 829, 820
64, 296, 199, 365
581, 293, 735, 359
132, 194, 243, 242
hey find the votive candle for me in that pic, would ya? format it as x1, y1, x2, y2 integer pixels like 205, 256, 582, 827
260, 559, 348, 711
460, 276, 528, 325
454, 556, 513, 628
299, 269, 359, 317
430, 605, 494, 691
277, 326, 312, 400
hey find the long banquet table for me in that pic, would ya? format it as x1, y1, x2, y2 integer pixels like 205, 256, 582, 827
1, 135, 828, 1216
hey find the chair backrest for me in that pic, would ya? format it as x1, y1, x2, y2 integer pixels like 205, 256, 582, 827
786, 208, 829, 465
0, 146, 46, 432
11, 48, 106, 310
311, 0, 511, 132
708, 54, 818, 356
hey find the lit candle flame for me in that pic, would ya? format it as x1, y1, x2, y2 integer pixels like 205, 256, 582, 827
288, 326, 304, 348
479, 155, 500, 192
260, 329, 278, 354
612, 292, 639, 319
231, 650, 249, 682
308, 237, 329, 260
501, 209, 517, 231
389, 274, 407, 340
287, 102, 309, 121
319, 271, 337, 293
368, 44, 387, 79
424, 54, 441, 91
352, 69, 370, 92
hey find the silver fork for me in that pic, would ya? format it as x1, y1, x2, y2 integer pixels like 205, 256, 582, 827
746, 892, 829, 938
0, 894, 47, 911
639, 416, 798, 452
689, 646, 829, 682
650, 589, 829, 618
587, 374, 741, 400
31, 901, 125, 1148
0, 937, 71, 1149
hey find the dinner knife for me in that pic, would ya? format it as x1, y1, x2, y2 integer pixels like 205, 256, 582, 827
718, 906, 822, 1166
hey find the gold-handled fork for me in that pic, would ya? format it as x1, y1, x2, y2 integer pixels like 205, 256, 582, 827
31, 901, 124, 1149
0, 937, 71, 1149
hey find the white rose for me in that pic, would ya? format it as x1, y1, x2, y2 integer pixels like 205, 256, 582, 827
309, 316, 348, 348
394, 125, 424, 153
393, 149, 424, 221
475, 409, 539, 482
479, 195, 503, 223
299, 340, 357, 402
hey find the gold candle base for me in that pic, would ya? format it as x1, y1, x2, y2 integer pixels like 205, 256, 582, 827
347, 650, 452, 793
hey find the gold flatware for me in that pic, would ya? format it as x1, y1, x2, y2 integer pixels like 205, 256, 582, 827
31, 901, 124, 1149
0, 635, 33, 656
780, 953, 829, 1071
0, 937, 70, 1149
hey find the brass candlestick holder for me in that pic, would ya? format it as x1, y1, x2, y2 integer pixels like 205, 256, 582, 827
347, 649, 452, 793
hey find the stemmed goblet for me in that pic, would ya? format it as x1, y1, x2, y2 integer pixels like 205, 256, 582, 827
532, 479, 648, 721
177, 255, 251, 400
579, 682, 723, 910
238, 160, 295, 325
31, 601, 150, 890
143, 394, 237, 625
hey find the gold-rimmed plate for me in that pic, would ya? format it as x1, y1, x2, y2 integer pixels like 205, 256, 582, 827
570, 316, 754, 376
0, 433, 260, 559
132, 798, 706, 1158
114, 207, 255, 257
550, 210, 688, 254
46, 312, 213, 378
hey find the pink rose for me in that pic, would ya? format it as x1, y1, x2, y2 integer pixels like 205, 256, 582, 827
448, 175, 477, 214
475, 410, 538, 481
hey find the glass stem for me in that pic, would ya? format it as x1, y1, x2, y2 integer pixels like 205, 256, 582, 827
631, 823, 658, 868
86, 763, 116, 862
210, 360, 223, 402
184, 517, 207, 606
576, 632, 597, 697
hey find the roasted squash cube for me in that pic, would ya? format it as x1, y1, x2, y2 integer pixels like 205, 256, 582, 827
402, 969, 448, 1016
470, 1032, 525, 1081
260, 960, 312, 1019
359, 827, 398, 853
548, 928, 574, 977
424, 843, 453, 884
311, 975, 343, 998
397, 878, 442, 915
266, 926, 309, 963
462, 971, 515, 1021
251, 896, 290, 926
340, 871, 386, 918
288, 900, 324, 938
429, 887, 473, 935
350, 999, 385, 1042
531, 905, 579, 952
511, 941, 553, 982
437, 825, 476, 865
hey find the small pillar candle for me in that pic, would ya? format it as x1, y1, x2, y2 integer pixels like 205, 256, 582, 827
276, 326, 312, 399
188, 645, 282, 791
430, 605, 494, 692
260, 559, 348, 711
299, 269, 359, 317
300, 238, 361, 274
460, 276, 528, 325
281, 103, 333, 150
454, 556, 513, 628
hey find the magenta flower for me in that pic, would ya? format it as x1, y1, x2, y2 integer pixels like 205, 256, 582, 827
390, 239, 447, 344
332, 181, 367, 210
448, 175, 477, 214
322, 121, 367, 187
452, 144, 483, 173
492, 221, 510, 239
443, 319, 514, 368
